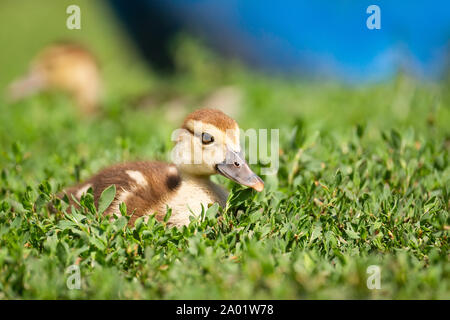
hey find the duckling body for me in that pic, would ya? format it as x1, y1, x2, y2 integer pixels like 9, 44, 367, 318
61, 109, 263, 227
163, 174, 228, 226
66, 161, 227, 226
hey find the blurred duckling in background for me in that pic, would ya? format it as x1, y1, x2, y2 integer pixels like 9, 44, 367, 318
62, 108, 264, 226
8, 42, 102, 114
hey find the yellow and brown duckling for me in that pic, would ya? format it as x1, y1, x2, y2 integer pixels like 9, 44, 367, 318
8, 42, 101, 114
62, 108, 264, 226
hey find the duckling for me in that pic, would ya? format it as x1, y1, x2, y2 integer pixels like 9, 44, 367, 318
62, 108, 264, 226
8, 42, 101, 114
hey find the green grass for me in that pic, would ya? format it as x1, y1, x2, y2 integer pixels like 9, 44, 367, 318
0, 0, 449, 299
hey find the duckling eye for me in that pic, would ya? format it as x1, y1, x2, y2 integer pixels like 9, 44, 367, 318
201, 132, 214, 145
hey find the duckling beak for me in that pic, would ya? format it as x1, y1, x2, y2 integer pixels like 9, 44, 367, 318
216, 149, 264, 192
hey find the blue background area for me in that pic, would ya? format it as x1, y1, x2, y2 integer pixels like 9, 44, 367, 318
109, 0, 450, 82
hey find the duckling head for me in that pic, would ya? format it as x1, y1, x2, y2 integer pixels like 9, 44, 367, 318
172, 108, 264, 192
8, 42, 101, 114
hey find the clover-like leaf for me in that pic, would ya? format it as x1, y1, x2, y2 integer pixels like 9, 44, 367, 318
98, 184, 116, 215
